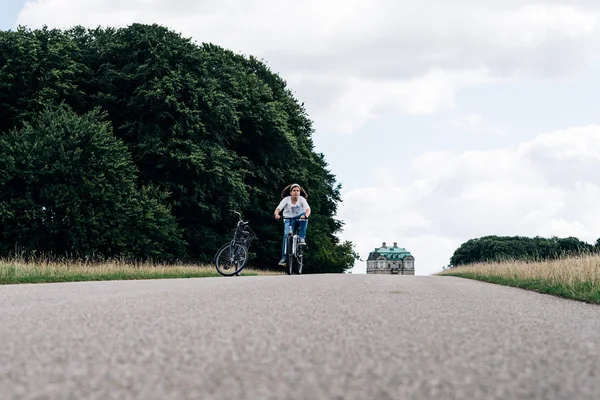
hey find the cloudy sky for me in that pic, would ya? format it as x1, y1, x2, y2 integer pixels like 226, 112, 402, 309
4, 0, 600, 275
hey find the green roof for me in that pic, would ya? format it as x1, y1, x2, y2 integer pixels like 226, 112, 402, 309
373, 246, 410, 254
367, 245, 413, 261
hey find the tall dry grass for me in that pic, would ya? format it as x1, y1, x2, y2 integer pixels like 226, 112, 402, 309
438, 252, 600, 303
0, 255, 283, 285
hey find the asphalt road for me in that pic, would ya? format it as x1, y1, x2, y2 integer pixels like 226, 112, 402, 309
1, 274, 599, 399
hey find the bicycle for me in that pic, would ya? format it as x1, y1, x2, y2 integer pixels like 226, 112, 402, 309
214, 210, 256, 277
281, 214, 308, 275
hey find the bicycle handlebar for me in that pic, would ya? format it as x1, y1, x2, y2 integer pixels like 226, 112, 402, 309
279, 216, 308, 220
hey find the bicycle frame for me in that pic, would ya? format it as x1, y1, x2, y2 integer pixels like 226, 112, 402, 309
228, 211, 255, 247
282, 214, 307, 275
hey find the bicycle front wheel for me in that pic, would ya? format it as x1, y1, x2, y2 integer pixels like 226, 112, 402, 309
286, 234, 294, 275
296, 246, 303, 275
215, 243, 248, 276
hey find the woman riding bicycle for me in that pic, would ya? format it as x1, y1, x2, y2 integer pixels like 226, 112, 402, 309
273, 183, 311, 266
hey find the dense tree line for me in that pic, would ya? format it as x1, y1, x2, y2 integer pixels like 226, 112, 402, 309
449, 235, 599, 267
0, 24, 359, 272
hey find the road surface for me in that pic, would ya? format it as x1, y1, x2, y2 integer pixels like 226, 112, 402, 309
1, 274, 599, 399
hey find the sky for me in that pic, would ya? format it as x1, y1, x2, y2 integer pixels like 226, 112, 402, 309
3, 0, 600, 275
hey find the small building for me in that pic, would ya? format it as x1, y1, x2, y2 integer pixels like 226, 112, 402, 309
366, 242, 415, 275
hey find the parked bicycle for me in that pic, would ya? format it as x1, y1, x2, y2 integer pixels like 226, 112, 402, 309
281, 215, 307, 275
214, 210, 256, 277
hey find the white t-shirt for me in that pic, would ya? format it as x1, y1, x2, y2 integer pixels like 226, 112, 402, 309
277, 196, 310, 218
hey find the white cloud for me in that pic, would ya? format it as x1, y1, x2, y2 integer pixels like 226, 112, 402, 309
15, 0, 600, 134
520, 126, 600, 162
339, 125, 600, 275
449, 113, 506, 136
499, 4, 597, 48
289, 67, 497, 134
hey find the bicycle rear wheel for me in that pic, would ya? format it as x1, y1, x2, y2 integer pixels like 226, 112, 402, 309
215, 243, 248, 276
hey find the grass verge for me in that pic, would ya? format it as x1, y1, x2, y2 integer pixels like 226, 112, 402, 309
437, 253, 600, 304
0, 258, 282, 285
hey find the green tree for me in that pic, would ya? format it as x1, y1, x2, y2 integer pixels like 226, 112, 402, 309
0, 26, 85, 134
555, 236, 593, 255
65, 23, 356, 271
0, 105, 186, 261
0, 23, 358, 272
449, 235, 593, 266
